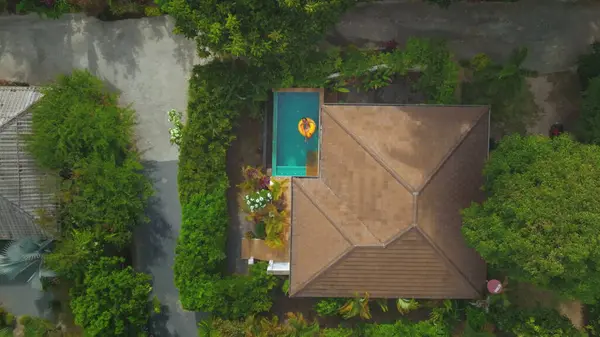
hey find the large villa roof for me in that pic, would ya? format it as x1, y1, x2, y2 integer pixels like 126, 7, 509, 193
289, 104, 489, 298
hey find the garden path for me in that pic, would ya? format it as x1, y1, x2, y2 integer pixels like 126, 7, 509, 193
0, 14, 202, 336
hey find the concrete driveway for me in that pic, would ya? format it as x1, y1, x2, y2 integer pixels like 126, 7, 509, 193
0, 14, 201, 336
334, 0, 600, 74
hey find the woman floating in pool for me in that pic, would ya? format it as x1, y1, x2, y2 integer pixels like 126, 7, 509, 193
298, 117, 317, 143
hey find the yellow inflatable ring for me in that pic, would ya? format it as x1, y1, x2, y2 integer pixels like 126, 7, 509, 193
298, 117, 317, 139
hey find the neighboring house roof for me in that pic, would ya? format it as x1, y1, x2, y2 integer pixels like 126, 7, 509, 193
0, 86, 55, 240
289, 104, 489, 299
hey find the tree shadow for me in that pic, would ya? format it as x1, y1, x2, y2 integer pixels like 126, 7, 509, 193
147, 305, 179, 337
132, 160, 174, 274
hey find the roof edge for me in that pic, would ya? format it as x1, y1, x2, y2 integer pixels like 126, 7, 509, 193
414, 226, 482, 298
290, 246, 355, 297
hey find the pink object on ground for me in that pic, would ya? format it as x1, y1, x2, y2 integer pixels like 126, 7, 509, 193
487, 279, 503, 294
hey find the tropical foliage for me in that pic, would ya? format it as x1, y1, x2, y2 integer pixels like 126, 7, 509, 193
27, 70, 133, 171
462, 134, 600, 303
158, 0, 358, 65
24, 71, 153, 335
0, 238, 56, 290
70, 257, 152, 337
462, 48, 538, 134
27, 70, 152, 247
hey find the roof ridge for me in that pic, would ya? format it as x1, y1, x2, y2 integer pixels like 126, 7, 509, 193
414, 226, 481, 297
322, 106, 415, 193
0, 86, 42, 132
293, 180, 356, 244
290, 180, 355, 296
418, 108, 489, 192
0, 193, 35, 221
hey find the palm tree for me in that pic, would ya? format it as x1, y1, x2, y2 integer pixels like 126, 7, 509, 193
339, 292, 372, 320
0, 237, 56, 290
284, 312, 319, 337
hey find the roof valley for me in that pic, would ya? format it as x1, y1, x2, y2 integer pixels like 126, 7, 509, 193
416, 111, 489, 192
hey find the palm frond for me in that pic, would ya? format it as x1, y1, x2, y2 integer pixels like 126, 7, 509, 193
375, 298, 388, 313
396, 298, 419, 315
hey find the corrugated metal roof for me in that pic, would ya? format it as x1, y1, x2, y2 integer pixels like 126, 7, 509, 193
0, 87, 42, 129
0, 86, 54, 240
289, 104, 489, 299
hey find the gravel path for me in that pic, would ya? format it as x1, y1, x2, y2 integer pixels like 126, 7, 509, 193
0, 14, 202, 336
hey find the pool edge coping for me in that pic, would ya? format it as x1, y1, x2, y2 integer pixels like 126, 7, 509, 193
271, 88, 324, 178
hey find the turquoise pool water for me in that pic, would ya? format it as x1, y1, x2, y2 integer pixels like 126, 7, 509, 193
272, 91, 320, 177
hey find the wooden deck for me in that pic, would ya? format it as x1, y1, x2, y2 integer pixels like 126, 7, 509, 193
306, 150, 319, 177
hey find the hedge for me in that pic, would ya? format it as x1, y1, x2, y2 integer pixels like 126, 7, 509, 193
175, 60, 279, 319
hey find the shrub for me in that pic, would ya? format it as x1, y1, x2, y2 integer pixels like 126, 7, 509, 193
294, 38, 460, 104
462, 134, 600, 303
462, 48, 538, 134
577, 42, 600, 91
315, 298, 346, 317
70, 257, 152, 337
44, 229, 105, 283
143, 5, 160, 16
60, 155, 152, 245
492, 306, 584, 337
18, 315, 58, 337
16, 0, 72, 18
27, 70, 134, 172
575, 76, 600, 145
28, 69, 151, 244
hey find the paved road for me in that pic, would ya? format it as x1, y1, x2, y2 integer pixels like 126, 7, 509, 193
334, 0, 600, 73
0, 14, 201, 336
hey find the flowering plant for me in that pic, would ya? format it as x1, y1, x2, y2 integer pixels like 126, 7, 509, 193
167, 109, 183, 146
244, 189, 272, 213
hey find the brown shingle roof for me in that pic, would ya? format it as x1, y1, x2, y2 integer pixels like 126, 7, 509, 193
289, 104, 489, 298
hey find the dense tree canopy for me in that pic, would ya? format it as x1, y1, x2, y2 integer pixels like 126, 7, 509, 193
159, 0, 358, 64
462, 134, 600, 303
70, 257, 152, 337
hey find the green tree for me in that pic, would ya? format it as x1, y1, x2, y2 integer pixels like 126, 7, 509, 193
575, 76, 600, 145
462, 134, 600, 303
26, 70, 134, 172
44, 229, 105, 283
159, 0, 358, 64
70, 257, 152, 337
60, 155, 152, 245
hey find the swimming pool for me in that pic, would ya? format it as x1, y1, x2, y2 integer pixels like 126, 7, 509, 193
272, 89, 322, 177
